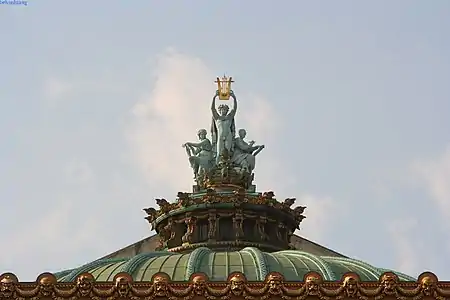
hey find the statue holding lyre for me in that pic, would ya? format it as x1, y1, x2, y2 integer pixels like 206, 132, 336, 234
211, 75, 237, 164
180, 75, 265, 190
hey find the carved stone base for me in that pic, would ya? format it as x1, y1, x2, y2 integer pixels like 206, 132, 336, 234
196, 166, 254, 190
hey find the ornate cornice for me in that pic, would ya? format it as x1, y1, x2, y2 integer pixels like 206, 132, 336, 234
1, 271, 449, 300
144, 189, 305, 228
143, 189, 305, 252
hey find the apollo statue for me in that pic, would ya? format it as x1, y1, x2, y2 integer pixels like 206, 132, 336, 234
182, 76, 265, 189
210, 90, 237, 164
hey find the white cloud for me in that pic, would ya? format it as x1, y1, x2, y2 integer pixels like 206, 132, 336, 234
0, 200, 105, 278
297, 194, 341, 242
412, 145, 450, 220
387, 218, 419, 276
43, 77, 74, 100
384, 146, 450, 277
64, 160, 95, 185
42, 74, 128, 106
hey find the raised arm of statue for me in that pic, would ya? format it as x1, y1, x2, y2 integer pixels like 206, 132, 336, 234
211, 95, 219, 119
185, 139, 211, 151
228, 93, 237, 118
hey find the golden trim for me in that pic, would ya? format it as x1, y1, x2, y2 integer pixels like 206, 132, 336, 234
1, 271, 449, 300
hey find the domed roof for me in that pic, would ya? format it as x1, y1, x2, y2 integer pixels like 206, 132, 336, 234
55, 247, 414, 282
51, 81, 415, 285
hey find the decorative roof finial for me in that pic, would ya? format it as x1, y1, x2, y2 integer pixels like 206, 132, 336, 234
181, 76, 265, 192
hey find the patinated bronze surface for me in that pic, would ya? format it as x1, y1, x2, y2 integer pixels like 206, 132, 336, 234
1, 271, 449, 300
144, 189, 305, 252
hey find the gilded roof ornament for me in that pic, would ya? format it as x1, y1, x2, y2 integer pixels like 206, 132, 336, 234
215, 75, 234, 100
1, 271, 450, 300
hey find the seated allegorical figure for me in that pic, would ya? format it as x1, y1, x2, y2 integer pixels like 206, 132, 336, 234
231, 129, 265, 173
182, 129, 213, 179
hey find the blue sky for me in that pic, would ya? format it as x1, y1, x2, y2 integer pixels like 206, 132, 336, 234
1, 0, 450, 281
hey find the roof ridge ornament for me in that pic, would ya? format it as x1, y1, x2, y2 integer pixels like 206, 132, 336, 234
182, 76, 265, 192
1, 271, 446, 298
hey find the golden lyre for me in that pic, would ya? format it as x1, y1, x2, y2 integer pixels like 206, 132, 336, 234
215, 75, 234, 100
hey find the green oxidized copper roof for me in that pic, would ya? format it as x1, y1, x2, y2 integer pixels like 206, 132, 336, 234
55, 247, 414, 282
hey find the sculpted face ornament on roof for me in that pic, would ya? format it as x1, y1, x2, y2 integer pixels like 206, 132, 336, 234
304, 272, 323, 296
151, 273, 170, 297
190, 274, 208, 296
75, 273, 98, 299
114, 273, 133, 298
37, 273, 57, 298
341, 273, 361, 298
266, 273, 284, 295
0, 275, 17, 299
1, 271, 450, 299
228, 273, 247, 296
419, 273, 437, 297
380, 272, 399, 296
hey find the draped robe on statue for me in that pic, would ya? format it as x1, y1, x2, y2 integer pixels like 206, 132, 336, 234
231, 137, 256, 173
